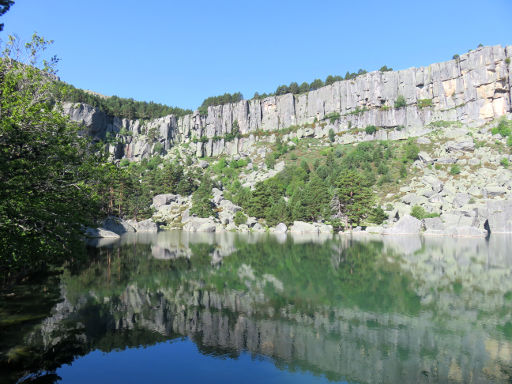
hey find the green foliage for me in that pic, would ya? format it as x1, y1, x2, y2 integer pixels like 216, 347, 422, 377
500, 158, 509, 168
506, 57, 511, 65
265, 154, 276, 169
379, 65, 393, 72
332, 171, 375, 227
450, 164, 461, 175
417, 98, 433, 108
234, 211, 247, 226
325, 112, 341, 124
198, 92, 243, 115
0, 34, 103, 279
190, 177, 214, 218
58, 83, 190, 120
225, 120, 241, 141
290, 152, 298, 160
399, 164, 407, 178
453, 54, 460, 60
368, 207, 388, 224
365, 125, 377, 134
0, 0, 14, 31
411, 206, 439, 220
394, 95, 406, 108
403, 140, 419, 162
491, 119, 512, 137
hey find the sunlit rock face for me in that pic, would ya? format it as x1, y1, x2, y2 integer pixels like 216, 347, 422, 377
63, 45, 512, 160
12, 232, 511, 384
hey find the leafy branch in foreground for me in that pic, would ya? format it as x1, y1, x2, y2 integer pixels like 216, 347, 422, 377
0, 34, 101, 281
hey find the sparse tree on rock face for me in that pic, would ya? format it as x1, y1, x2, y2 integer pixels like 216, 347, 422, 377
190, 176, 214, 218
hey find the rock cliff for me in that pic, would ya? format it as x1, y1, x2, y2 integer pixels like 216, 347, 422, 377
63, 45, 512, 160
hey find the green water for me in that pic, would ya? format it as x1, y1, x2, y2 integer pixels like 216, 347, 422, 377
2, 231, 512, 383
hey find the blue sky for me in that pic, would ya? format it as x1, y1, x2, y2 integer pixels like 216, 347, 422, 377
2, 0, 511, 110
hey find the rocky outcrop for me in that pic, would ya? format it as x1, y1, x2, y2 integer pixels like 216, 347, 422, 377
65, 45, 512, 160
84, 227, 120, 238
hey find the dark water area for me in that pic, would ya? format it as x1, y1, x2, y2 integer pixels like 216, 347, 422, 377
2, 231, 512, 383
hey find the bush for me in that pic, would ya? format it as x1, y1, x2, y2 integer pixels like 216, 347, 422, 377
394, 95, 406, 108
328, 128, 335, 142
120, 158, 130, 167
450, 164, 461, 175
417, 99, 433, 108
265, 154, 276, 169
501, 158, 510, 168
411, 205, 439, 220
365, 125, 377, 134
491, 119, 512, 137
404, 141, 419, 161
368, 207, 387, 224
325, 112, 340, 124
290, 153, 298, 160
234, 211, 247, 226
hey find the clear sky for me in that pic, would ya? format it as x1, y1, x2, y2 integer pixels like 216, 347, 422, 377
2, 0, 511, 110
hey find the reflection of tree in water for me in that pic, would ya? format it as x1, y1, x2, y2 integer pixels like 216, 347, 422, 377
3, 234, 512, 383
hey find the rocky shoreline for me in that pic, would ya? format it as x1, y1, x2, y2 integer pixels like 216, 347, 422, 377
86, 189, 512, 239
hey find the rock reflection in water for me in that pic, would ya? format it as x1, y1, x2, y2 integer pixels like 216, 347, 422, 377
3, 231, 512, 383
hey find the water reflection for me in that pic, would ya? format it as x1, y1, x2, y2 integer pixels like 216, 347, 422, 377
2, 232, 512, 383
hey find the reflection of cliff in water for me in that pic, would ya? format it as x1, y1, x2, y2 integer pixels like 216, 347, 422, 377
11, 233, 512, 383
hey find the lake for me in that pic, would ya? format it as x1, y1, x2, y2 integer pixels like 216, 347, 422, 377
2, 231, 512, 383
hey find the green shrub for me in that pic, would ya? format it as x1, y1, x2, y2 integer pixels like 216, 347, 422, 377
434, 163, 442, 170
325, 112, 340, 124
506, 57, 511, 65
368, 207, 387, 224
491, 119, 512, 137
450, 164, 461, 175
153, 142, 163, 154
394, 95, 406, 108
290, 153, 298, 160
365, 125, 377, 134
404, 141, 419, 161
265, 154, 276, 169
328, 128, 336, 142
234, 211, 247, 226
417, 98, 433, 108
453, 54, 460, 60
119, 158, 130, 167
501, 158, 510, 168
411, 205, 439, 220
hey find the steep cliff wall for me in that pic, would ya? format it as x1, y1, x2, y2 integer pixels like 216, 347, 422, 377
64, 45, 512, 159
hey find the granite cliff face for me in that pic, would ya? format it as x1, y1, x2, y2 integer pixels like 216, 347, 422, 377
63, 45, 512, 160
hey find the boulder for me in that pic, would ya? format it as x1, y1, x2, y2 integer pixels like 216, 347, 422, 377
316, 223, 333, 233
446, 226, 487, 238
135, 219, 158, 232
484, 200, 512, 233
383, 215, 422, 235
101, 216, 136, 235
84, 227, 120, 239
445, 140, 475, 152
483, 186, 507, 198
289, 221, 319, 233
418, 152, 433, 164
274, 223, 287, 233
423, 217, 444, 231
365, 226, 384, 234
152, 194, 179, 209
252, 223, 265, 232
453, 193, 471, 208
182, 217, 217, 232
198, 160, 209, 169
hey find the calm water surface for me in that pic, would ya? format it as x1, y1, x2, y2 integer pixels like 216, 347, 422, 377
2, 231, 512, 383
